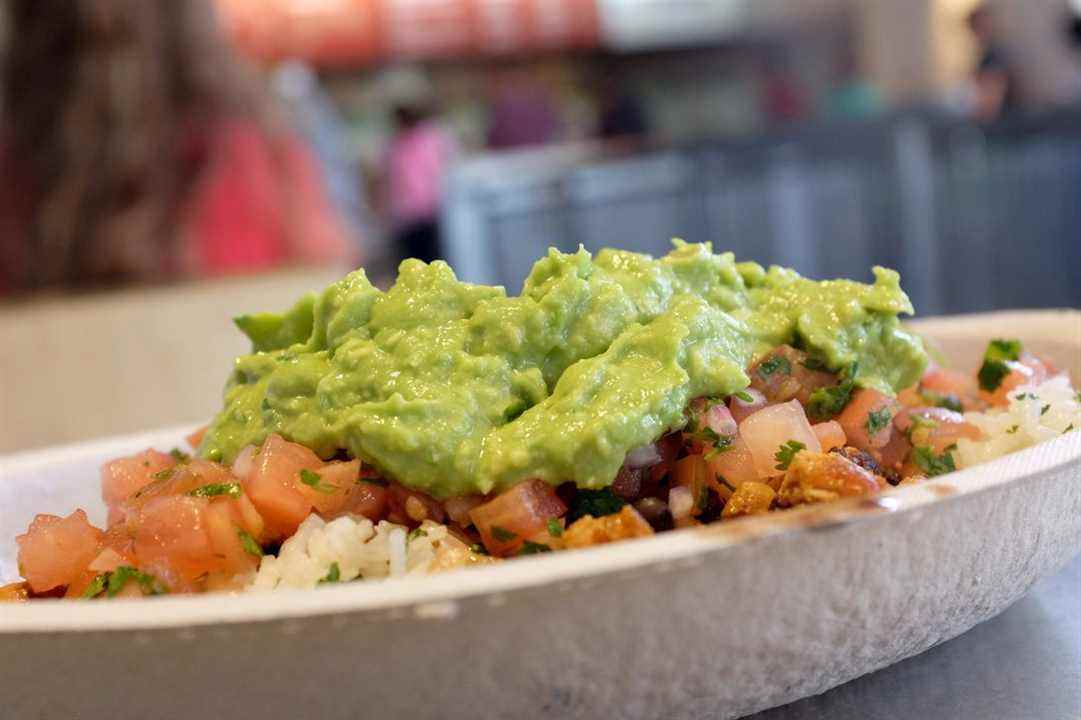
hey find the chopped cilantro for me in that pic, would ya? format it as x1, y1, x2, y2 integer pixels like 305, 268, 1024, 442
1040, 404, 1051, 416
919, 389, 963, 413
977, 339, 1022, 392
912, 446, 956, 477
82, 573, 108, 599
1006, 425, 1020, 434
469, 543, 489, 556
865, 407, 894, 436
518, 541, 552, 556
806, 363, 860, 421
490, 525, 517, 543
298, 468, 335, 494
1065, 424, 1075, 434
704, 433, 734, 461
151, 467, 176, 481
800, 356, 830, 372
169, 448, 191, 463
85, 566, 168, 598
566, 487, 626, 523
757, 355, 792, 379
732, 390, 755, 403
774, 440, 806, 471
205, 448, 224, 463
319, 562, 340, 584
407, 527, 428, 542
1016, 393, 1038, 401
714, 474, 736, 492
547, 518, 563, 537
188, 482, 242, 499
237, 528, 263, 557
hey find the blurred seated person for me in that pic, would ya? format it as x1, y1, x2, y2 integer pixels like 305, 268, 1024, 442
0, 0, 352, 296
965, 4, 1019, 122
382, 103, 455, 263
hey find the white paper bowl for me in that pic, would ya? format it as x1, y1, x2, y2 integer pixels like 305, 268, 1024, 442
2, 310, 1079, 720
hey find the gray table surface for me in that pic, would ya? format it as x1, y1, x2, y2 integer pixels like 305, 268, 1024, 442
747, 554, 1081, 719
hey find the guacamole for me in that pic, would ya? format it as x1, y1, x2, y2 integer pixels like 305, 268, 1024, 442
200, 242, 926, 498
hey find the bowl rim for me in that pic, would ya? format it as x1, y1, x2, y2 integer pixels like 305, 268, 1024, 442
2, 425, 1078, 634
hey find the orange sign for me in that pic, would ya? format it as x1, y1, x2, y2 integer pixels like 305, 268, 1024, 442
216, 0, 598, 65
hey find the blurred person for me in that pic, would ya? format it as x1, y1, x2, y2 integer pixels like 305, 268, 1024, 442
383, 103, 456, 263
965, 4, 1019, 122
0, 0, 352, 296
598, 77, 648, 141
486, 68, 561, 149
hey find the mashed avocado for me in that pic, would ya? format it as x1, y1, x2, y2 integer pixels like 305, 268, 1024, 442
200, 242, 926, 498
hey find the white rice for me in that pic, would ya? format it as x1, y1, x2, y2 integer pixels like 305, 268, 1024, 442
954, 374, 1081, 468
248, 514, 490, 591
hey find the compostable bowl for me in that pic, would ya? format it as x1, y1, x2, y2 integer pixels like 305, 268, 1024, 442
1, 310, 1079, 720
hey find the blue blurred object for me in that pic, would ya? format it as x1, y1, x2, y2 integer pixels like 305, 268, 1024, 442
443, 108, 1081, 315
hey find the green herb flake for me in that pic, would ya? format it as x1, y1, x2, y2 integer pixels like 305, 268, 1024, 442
547, 518, 563, 537
1006, 425, 1020, 434
566, 487, 626, 523
1040, 404, 1051, 416
105, 566, 168, 597
731, 390, 755, 403
298, 468, 335, 494
715, 474, 736, 492
518, 541, 552, 556
977, 339, 1022, 392
490, 525, 518, 543
205, 448, 224, 463
912, 446, 957, 477
151, 467, 176, 481
800, 356, 830, 372
407, 527, 428, 542
703, 433, 734, 461
757, 355, 792, 380
237, 528, 263, 558
919, 389, 963, 413
81, 573, 109, 599
774, 440, 806, 471
469, 543, 489, 556
865, 407, 894, 436
319, 562, 341, 584
1065, 424, 1075, 434
1015, 393, 1038, 401
188, 482, 242, 499
169, 448, 191, 463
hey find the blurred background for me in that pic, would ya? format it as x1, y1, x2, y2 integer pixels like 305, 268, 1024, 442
2, 0, 1080, 450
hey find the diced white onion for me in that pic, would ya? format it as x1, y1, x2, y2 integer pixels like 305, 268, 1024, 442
626, 443, 662, 468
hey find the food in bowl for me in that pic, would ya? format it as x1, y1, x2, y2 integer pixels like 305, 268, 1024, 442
4, 242, 1078, 600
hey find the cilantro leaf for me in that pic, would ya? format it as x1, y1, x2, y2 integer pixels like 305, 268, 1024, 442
299, 468, 335, 494
490, 525, 518, 543
100, 566, 168, 598
82, 573, 109, 599
169, 448, 191, 463
732, 390, 755, 403
1006, 425, 1020, 434
977, 339, 1022, 392
237, 528, 263, 557
757, 355, 792, 379
865, 407, 894, 436
188, 482, 242, 499
518, 541, 552, 556
319, 562, 341, 584
807, 381, 855, 421
774, 440, 806, 471
547, 518, 563, 537
912, 446, 956, 477
1041, 404, 1051, 416
919, 389, 963, 413
407, 527, 428, 542
566, 488, 626, 523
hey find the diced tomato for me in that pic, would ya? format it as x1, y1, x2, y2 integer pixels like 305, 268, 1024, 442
101, 449, 176, 524
706, 433, 759, 494
16, 510, 104, 593
895, 407, 982, 454
300, 459, 362, 516
469, 479, 567, 557
980, 352, 1055, 407
186, 426, 208, 450
444, 494, 485, 526
837, 388, 898, 451
333, 480, 389, 522
387, 483, 446, 526
749, 346, 837, 406
919, 365, 981, 411
874, 425, 912, 471
738, 400, 822, 479
238, 434, 323, 540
